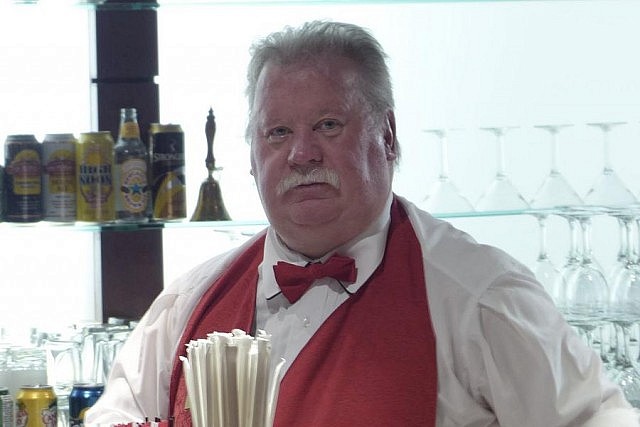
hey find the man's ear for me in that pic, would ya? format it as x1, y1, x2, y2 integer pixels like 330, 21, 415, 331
384, 110, 398, 161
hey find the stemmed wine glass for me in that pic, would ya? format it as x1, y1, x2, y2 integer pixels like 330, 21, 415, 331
420, 129, 474, 214
475, 127, 529, 212
583, 122, 638, 357
556, 215, 583, 312
529, 124, 583, 300
584, 122, 637, 210
533, 215, 563, 301
563, 210, 610, 351
608, 208, 640, 405
609, 211, 637, 287
561, 122, 635, 345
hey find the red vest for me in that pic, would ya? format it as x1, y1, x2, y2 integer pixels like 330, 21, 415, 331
169, 199, 437, 426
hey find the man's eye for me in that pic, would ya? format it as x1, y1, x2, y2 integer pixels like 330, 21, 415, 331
313, 119, 342, 132
266, 127, 291, 142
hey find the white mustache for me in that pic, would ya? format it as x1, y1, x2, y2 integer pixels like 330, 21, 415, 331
276, 168, 341, 196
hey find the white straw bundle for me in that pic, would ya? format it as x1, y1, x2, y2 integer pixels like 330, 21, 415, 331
180, 329, 285, 427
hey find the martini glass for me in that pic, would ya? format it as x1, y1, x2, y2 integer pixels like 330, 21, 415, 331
584, 122, 637, 210
475, 127, 529, 212
529, 124, 583, 210
420, 129, 474, 214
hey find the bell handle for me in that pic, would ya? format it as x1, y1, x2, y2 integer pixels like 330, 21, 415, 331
205, 107, 216, 172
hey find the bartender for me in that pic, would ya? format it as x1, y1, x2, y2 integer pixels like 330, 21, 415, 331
87, 20, 639, 426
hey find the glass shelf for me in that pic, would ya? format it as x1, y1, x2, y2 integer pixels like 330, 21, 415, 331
7, 0, 528, 9
1, 204, 635, 234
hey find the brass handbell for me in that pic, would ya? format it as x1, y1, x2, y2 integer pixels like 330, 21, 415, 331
191, 108, 231, 221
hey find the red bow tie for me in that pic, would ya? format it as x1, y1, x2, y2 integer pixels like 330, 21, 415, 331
273, 254, 357, 304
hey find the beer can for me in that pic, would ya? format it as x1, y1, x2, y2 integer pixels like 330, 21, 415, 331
0, 386, 14, 427
69, 383, 104, 426
4, 134, 43, 222
0, 165, 5, 221
76, 131, 115, 223
149, 123, 186, 221
43, 133, 77, 222
15, 385, 57, 427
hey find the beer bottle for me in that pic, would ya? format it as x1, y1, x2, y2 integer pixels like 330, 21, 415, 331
114, 107, 149, 222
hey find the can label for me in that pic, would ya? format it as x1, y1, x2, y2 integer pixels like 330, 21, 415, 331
150, 125, 186, 220
43, 134, 77, 222
15, 386, 57, 427
0, 166, 5, 221
0, 388, 14, 427
76, 132, 115, 222
69, 383, 104, 427
4, 135, 43, 222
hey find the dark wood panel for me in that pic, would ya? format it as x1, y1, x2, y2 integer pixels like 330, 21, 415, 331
100, 229, 164, 321
91, 3, 164, 322
91, 7, 158, 80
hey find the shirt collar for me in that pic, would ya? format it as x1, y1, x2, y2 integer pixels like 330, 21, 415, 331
260, 193, 393, 300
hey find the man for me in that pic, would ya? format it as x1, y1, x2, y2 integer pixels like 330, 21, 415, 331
87, 21, 638, 426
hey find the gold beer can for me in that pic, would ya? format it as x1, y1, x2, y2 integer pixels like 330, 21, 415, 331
15, 385, 57, 427
76, 131, 115, 223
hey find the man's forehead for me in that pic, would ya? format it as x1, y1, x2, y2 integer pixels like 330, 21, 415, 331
258, 56, 359, 85
253, 60, 361, 112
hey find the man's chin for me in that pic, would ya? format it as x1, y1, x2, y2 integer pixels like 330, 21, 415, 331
286, 201, 340, 227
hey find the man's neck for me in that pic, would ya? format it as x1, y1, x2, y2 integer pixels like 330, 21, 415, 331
274, 193, 394, 261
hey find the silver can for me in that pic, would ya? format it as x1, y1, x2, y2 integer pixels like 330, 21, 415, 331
0, 386, 14, 427
43, 133, 77, 222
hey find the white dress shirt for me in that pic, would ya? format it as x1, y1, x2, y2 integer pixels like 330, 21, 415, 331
256, 195, 391, 377
86, 195, 639, 426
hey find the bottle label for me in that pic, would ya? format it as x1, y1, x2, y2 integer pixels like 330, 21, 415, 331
119, 122, 140, 139
117, 158, 149, 214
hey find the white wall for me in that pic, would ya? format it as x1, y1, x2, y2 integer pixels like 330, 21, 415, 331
0, 5, 96, 334
159, 0, 640, 285
0, 0, 636, 334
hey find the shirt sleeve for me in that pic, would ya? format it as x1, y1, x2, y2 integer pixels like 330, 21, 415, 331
84, 291, 186, 425
475, 272, 639, 427
84, 238, 257, 426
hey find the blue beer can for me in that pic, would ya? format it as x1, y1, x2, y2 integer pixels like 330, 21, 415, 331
69, 383, 104, 427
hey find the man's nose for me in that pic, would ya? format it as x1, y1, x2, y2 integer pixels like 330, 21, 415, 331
287, 130, 322, 166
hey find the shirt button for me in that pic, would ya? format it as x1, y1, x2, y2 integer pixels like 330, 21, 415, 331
302, 316, 311, 328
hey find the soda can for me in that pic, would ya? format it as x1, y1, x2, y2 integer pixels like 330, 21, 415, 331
15, 385, 57, 427
76, 131, 115, 223
149, 123, 186, 221
0, 386, 14, 427
69, 383, 104, 427
42, 133, 77, 222
4, 134, 43, 222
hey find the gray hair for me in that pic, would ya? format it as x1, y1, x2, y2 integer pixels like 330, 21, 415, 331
245, 20, 396, 141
